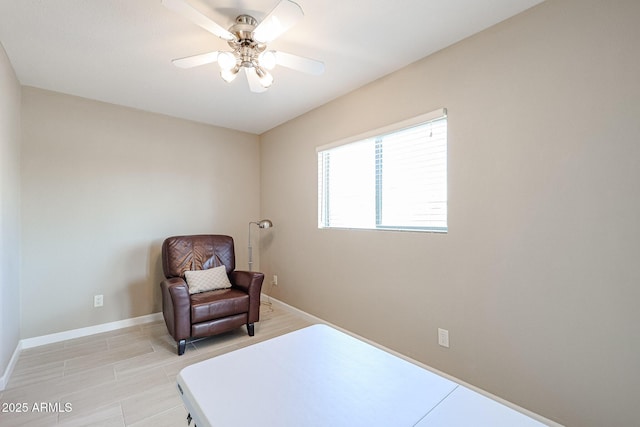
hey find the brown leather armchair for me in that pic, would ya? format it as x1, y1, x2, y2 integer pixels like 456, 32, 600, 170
160, 234, 264, 355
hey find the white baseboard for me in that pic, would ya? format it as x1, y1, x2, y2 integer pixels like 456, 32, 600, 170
265, 295, 563, 427
0, 341, 22, 391
20, 312, 164, 350
1, 312, 163, 390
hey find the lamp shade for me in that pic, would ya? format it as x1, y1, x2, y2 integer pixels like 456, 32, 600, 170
217, 51, 237, 71
256, 219, 273, 229
255, 67, 274, 88
258, 50, 277, 70
220, 66, 239, 82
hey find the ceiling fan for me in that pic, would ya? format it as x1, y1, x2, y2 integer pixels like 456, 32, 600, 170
163, 0, 325, 92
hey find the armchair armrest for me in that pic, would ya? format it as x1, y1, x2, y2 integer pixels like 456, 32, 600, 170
230, 270, 265, 323
160, 277, 191, 341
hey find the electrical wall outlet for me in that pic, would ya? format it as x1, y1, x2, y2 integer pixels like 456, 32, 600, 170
438, 328, 449, 348
94, 294, 104, 307
272, 274, 278, 286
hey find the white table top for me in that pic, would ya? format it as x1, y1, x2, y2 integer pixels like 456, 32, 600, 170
177, 324, 547, 427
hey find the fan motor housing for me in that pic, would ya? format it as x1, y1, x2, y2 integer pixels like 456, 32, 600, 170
227, 15, 266, 67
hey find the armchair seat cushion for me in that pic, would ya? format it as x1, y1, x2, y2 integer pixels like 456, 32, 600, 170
190, 288, 249, 324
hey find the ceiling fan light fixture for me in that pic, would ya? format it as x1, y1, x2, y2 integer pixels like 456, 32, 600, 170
217, 51, 237, 71
255, 66, 274, 88
221, 66, 240, 83
258, 50, 277, 70
166, 0, 323, 93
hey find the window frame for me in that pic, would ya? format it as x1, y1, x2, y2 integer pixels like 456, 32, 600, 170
317, 108, 448, 233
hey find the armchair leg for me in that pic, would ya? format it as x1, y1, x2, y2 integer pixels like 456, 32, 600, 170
247, 323, 255, 337
178, 339, 186, 356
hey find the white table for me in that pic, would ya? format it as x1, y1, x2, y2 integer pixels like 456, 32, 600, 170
177, 324, 546, 427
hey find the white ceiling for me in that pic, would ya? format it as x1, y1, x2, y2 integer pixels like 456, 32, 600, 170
0, 0, 543, 134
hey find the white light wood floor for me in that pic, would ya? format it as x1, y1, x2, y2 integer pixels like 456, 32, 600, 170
0, 304, 313, 426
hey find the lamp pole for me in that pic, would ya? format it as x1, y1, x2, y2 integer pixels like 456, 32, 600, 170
248, 219, 273, 271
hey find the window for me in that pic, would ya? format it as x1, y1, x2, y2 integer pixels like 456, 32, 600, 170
317, 108, 447, 232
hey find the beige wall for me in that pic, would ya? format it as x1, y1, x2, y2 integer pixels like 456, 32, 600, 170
0, 42, 21, 383
20, 87, 260, 338
260, 1, 640, 426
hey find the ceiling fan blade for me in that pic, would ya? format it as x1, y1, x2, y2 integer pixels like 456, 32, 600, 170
245, 68, 268, 93
253, 0, 304, 43
172, 51, 220, 68
162, 0, 235, 41
275, 51, 325, 75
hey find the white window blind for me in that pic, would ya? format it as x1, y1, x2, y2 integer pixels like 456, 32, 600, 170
318, 109, 447, 232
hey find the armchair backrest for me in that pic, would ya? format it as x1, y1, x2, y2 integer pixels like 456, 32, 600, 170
162, 235, 236, 279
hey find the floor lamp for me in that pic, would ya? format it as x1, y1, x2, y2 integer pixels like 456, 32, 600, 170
248, 219, 273, 271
